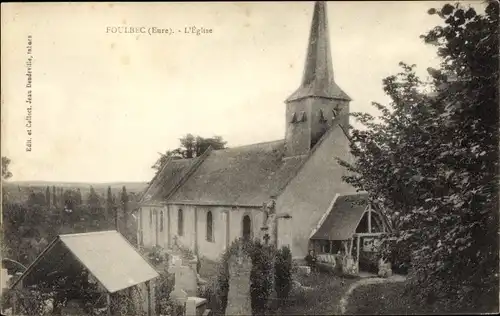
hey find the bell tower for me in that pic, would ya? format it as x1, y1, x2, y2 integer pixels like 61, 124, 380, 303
284, 1, 351, 157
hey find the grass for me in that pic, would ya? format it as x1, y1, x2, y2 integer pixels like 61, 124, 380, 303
279, 272, 357, 315
198, 257, 357, 316
198, 256, 219, 280
345, 282, 431, 315
345, 281, 499, 315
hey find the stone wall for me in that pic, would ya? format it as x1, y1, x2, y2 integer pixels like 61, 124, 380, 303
276, 124, 355, 259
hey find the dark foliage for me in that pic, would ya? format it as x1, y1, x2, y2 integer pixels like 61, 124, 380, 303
274, 246, 292, 306
338, 1, 498, 312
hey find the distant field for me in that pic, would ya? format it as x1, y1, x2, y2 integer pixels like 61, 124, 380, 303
3, 181, 148, 191
1, 181, 149, 203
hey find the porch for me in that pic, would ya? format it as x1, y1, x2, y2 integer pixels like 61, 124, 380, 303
308, 193, 392, 276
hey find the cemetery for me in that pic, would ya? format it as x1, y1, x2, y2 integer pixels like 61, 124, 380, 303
1, 201, 401, 316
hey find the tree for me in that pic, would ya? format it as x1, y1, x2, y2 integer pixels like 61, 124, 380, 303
152, 134, 227, 171
63, 189, 81, 212
45, 186, 51, 207
75, 188, 82, 205
87, 186, 100, 209
52, 186, 57, 208
106, 186, 113, 223
2, 156, 12, 180
120, 186, 129, 228
27, 191, 46, 208
338, 2, 498, 312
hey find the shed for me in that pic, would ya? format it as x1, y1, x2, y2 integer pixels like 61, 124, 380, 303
10, 230, 159, 315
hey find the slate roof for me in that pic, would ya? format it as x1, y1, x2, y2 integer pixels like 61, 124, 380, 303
12, 231, 159, 293
141, 157, 200, 203
167, 140, 307, 206
310, 193, 368, 240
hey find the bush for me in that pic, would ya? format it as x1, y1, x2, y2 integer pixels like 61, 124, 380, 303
155, 271, 175, 316
209, 238, 283, 316
249, 241, 274, 316
274, 246, 292, 306
143, 246, 168, 267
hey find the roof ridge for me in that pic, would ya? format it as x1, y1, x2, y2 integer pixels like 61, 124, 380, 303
140, 155, 176, 203
59, 230, 118, 238
164, 146, 214, 201
216, 139, 284, 151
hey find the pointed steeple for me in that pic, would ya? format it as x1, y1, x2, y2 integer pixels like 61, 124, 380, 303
286, 1, 350, 102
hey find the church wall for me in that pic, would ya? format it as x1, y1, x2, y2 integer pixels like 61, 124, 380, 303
157, 206, 169, 248
276, 124, 354, 259
140, 206, 162, 248
170, 204, 197, 252
195, 206, 264, 261
143, 204, 265, 260
195, 206, 227, 261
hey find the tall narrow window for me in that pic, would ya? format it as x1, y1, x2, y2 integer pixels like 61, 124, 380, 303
242, 215, 252, 241
149, 209, 153, 226
178, 209, 184, 236
160, 211, 164, 232
206, 211, 214, 242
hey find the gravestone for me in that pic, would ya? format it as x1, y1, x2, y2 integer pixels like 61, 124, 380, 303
225, 252, 252, 316
169, 258, 198, 296
378, 258, 393, 278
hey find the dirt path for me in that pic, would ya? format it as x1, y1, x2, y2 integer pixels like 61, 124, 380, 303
338, 274, 406, 315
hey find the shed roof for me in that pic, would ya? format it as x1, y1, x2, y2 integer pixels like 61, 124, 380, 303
167, 140, 307, 206
12, 230, 159, 293
310, 193, 368, 240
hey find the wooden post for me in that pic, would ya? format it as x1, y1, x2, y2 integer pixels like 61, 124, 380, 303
106, 292, 111, 316
146, 280, 152, 316
11, 290, 17, 315
356, 235, 361, 272
167, 205, 171, 248
194, 207, 198, 258
226, 210, 231, 249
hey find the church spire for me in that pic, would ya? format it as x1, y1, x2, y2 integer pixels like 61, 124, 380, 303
286, 1, 350, 102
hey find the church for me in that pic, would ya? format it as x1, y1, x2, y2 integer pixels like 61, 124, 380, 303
138, 1, 390, 262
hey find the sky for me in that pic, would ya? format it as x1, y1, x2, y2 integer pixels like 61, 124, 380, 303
1, 1, 482, 183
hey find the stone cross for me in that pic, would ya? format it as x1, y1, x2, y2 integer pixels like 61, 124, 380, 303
226, 253, 252, 316
170, 258, 198, 296
263, 233, 270, 245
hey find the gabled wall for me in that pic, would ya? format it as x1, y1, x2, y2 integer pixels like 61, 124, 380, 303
276, 123, 354, 259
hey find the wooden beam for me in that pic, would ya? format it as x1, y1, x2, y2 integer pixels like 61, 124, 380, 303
367, 207, 372, 233
353, 232, 386, 237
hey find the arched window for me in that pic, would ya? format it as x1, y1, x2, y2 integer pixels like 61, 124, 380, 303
206, 211, 214, 242
178, 209, 184, 236
242, 215, 252, 241
160, 211, 164, 232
